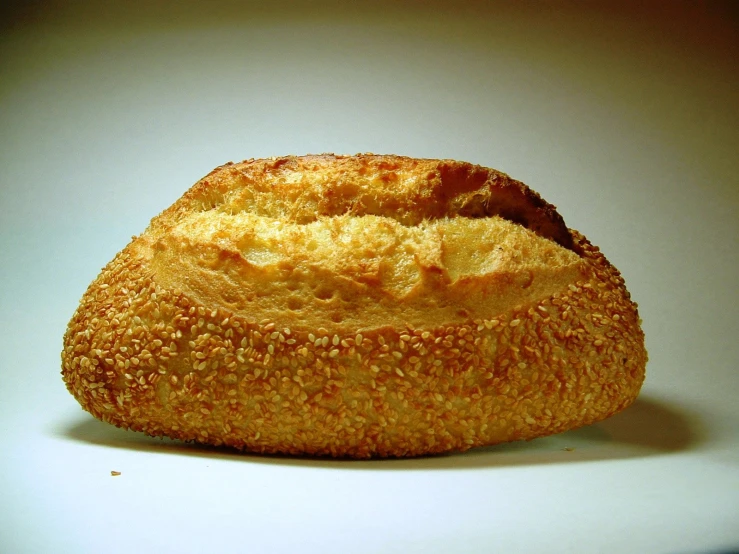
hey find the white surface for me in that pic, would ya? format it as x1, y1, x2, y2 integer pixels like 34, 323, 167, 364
1, 2, 738, 553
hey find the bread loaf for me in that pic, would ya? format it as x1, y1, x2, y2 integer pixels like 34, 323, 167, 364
62, 154, 647, 457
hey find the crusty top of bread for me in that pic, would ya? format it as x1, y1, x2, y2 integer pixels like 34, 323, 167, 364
133, 154, 585, 331
157, 154, 575, 247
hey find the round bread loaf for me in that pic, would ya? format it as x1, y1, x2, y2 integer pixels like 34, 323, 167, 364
62, 154, 647, 457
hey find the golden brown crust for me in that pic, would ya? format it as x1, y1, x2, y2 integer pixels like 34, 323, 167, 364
158, 154, 573, 247
61, 155, 646, 457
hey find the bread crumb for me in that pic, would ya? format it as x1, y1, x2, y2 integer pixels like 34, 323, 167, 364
110, 470, 122, 476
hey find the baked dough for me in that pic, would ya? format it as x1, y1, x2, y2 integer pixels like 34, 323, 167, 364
62, 154, 647, 457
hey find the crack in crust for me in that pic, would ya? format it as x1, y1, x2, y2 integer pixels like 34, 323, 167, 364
159, 154, 575, 249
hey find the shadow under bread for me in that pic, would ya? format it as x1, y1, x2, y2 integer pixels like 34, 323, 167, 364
55, 395, 701, 470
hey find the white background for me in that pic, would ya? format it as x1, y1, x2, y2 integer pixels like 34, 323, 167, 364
1, 1, 737, 553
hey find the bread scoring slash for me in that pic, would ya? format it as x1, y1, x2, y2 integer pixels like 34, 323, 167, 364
62, 154, 647, 457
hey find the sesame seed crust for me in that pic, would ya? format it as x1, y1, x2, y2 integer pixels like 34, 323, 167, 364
61, 155, 646, 458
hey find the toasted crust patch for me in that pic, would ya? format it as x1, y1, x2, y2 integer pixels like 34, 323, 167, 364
159, 155, 574, 247
61, 155, 646, 457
